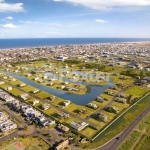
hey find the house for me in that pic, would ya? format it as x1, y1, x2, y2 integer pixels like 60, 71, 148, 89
87, 103, 97, 109
48, 81, 54, 86
49, 96, 56, 101
55, 139, 69, 150
0, 112, 17, 133
107, 90, 114, 95
5, 86, 12, 91
0, 91, 15, 102
57, 124, 69, 133
20, 93, 28, 100
38, 79, 44, 83
116, 98, 126, 104
98, 113, 108, 123
53, 56, 68, 61
11, 78, 16, 82
32, 89, 40, 94
117, 93, 126, 98
142, 76, 150, 83
20, 83, 26, 87
105, 107, 118, 114
3, 76, 8, 79
42, 103, 50, 110
63, 100, 71, 107
116, 82, 125, 87
147, 84, 150, 88
70, 121, 88, 131
61, 85, 65, 89
43, 75, 48, 79
58, 112, 69, 119
26, 74, 32, 77
67, 87, 79, 92
34, 77, 39, 81
37, 115, 55, 126
64, 81, 69, 85
0, 81, 5, 85
96, 96, 104, 103
33, 99, 39, 105
79, 108, 87, 114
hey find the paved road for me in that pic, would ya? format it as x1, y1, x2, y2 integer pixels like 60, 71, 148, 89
0, 131, 19, 143
95, 104, 150, 150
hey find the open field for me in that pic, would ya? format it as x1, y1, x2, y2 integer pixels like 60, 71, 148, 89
110, 75, 135, 86
0, 136, 50, 150
85, 93, 150, 149
134, 135, 150, 150
119, 111, 150, 150
118, 130, 141, 150
125, 86, 148, 97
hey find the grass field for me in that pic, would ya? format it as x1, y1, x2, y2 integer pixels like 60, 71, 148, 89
81, 126, 97, 138
110, 75, 135, 86
3, 142, 24, 150
118, 130, 141, 150
119, 110, 150, 150
85, 93, 150, 149
134, 135, 150, 150
125, 86, 148, 97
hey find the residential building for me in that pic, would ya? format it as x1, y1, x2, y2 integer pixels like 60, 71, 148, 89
98, 113, 108, 123
70, 121, 88, 131
42, 103, 50, 110
63, 100, 71, 107
58, 112, 69, 119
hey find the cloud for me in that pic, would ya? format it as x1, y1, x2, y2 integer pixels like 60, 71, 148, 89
0, 0, 25, 12
95, 19, 106, 23
5, 16, 13, 20
53, 0, 150, 10
1, 23, 19, 29
19, 20, 41, 24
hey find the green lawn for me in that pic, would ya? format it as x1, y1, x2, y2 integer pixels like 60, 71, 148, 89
21, 85, 35, 92
34, 91, 51, 99
110, 75, 135, 86
125, 86, 148, 97
134, 135, 150, 150
81, 127, 97, 138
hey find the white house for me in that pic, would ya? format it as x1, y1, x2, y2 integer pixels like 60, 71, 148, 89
0, 81, 5, 85
70, 121, 88, 131
63, 100, 71, 107
33, 99, 39, 105
42, 103, 50, 110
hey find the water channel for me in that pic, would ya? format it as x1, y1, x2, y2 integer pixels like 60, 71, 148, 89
5, 72, 114, 105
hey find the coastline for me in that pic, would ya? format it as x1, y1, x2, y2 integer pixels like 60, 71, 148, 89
0, 38, 150, 50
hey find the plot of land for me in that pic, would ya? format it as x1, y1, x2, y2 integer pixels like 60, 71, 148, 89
3, 142, 24, 150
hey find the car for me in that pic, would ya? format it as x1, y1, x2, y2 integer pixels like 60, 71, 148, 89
116, 137, 120, 140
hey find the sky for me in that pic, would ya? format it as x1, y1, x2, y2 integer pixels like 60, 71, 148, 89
0, 0, 150, 38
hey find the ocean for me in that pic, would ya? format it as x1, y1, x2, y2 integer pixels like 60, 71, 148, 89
0, 38, 150, 49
